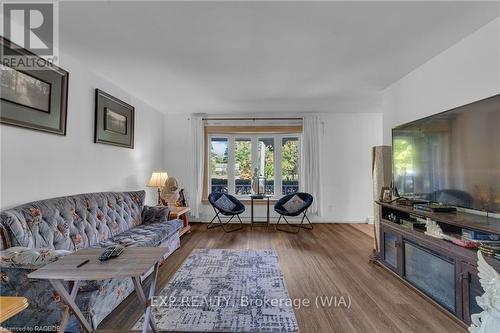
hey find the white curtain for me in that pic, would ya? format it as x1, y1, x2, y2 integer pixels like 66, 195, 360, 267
189, 114, 204, 218
372, 146, 392, 252
300, 115, 323, 216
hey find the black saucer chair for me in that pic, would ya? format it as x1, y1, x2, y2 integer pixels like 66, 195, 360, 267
275, 192, 314, 233
207, 192, 245, 232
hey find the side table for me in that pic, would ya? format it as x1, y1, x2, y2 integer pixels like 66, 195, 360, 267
28, 247, 168, 333
0, 296, 28, 331
168, 206, 191, 236
250, 194, 273, 228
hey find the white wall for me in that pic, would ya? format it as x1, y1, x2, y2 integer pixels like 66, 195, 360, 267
321, 113, 382, 222
0, 52, 165, 209
163, 113, 383, 223
382, 17, 500, 144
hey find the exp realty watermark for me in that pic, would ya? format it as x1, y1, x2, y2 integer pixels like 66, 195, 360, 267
152, 295, 352, 310
1, 1, 59, 69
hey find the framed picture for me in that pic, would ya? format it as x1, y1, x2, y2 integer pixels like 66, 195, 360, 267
0, 37, 69, 135
94, 89, 134, 148
380, 186, 393, 202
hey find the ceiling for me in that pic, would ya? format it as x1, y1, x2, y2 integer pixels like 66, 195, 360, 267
59, 1, 500, 115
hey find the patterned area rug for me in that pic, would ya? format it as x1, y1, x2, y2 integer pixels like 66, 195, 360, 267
134, 249, 299, 332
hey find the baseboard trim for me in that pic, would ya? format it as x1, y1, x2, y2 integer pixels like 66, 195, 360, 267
190, 219, 369, 224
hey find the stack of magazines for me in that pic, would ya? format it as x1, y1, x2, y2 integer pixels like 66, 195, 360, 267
461, 229, 500, 257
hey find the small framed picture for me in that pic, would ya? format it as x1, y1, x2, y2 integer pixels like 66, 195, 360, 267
94, 89, 134, 148
380, 187, 393, 202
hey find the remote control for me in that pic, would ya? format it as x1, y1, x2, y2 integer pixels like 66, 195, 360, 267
99, 245, 124, 262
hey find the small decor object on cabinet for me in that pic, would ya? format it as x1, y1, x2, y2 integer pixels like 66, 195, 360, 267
0, 37, 69, 135
161, 176, 180, 207
380, 186, 393, 202
94, 89, 134, 148
386, 213, 399, 223
424, 219, 444, 239
469, 251, 500, 333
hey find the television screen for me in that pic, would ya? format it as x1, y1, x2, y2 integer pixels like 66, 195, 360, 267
392, 94, 500, 213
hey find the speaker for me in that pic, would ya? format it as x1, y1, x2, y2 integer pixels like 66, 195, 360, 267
372, 146, 392, 253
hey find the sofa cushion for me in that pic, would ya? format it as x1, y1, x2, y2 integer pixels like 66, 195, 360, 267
0, 246, 71, 269
0, 191, 145, 251
98, 219, 183, 248
141, 205, 170, 224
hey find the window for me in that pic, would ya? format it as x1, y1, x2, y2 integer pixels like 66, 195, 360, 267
235, 138, 252, 195
281, 137, 300, 195
258, 138, 275, 195
209, 138, 228, 193
207, 131, 301, 198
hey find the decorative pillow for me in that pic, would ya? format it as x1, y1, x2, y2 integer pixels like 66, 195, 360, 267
282, 195, 306, 214
142, 205, 170, 224
0, 246, 72, 269
214, 195, 236, 212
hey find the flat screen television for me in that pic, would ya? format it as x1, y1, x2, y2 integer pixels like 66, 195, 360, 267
392, 94, 500, 213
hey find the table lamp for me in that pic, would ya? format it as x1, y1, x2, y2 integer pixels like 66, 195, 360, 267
147, 171, 168, 205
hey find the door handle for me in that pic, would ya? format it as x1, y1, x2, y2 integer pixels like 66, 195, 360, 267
459, 273, 470, 282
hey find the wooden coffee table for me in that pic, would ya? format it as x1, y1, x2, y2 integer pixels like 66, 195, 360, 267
28, 247, 168, 333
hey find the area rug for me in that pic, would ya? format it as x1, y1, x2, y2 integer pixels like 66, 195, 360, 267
134, 249, 299, 332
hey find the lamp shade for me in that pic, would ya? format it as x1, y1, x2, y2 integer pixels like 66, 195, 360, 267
147, 171, 168, 188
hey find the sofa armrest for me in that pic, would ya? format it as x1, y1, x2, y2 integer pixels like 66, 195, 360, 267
141, 205, 170, 224
0, 223, 11, 250
0, 246, 71, 269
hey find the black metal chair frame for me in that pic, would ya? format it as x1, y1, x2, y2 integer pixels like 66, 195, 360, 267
276, 211, 313, 234
275, 193, 314, 234
207, 193, 244, 233
207, 206, 244, 233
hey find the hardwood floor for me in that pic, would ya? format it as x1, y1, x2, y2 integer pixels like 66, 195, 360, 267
99, 223, 466, 333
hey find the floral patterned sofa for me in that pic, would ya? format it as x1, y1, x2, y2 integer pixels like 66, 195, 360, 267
0, 190, 183, 332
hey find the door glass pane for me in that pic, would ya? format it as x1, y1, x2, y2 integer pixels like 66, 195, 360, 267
282, 137, 299, 195
404, 241, 456, 312
210, 138, 228, 193
384, 232, 398, 268
468, 273, 484, 322
258, 138, 274, 195
235, 138, 252, 195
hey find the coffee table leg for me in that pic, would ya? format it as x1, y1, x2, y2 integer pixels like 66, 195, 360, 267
49, 280, 92, 333
57, 281, 81, 333
133, 262, 159, 333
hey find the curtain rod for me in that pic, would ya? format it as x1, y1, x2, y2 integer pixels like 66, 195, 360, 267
202, 117, 302, 121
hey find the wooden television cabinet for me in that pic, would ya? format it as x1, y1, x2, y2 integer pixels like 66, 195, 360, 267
375, 201, 500, 325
